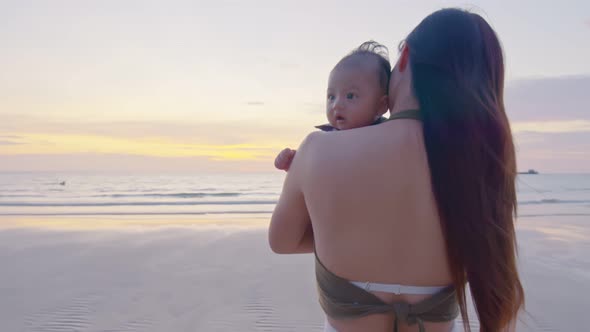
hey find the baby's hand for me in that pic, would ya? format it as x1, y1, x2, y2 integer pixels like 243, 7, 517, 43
274, 148, 296, 171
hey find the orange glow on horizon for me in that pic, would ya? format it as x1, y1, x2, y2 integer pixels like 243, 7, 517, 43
0, 132, 288, 161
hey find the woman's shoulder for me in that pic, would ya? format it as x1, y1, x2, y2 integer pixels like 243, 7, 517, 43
294, 131, 323, 158
301, 120, 423, 153
295, 123, 424, 174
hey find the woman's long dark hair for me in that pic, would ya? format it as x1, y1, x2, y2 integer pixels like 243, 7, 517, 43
405, 9, 524, 331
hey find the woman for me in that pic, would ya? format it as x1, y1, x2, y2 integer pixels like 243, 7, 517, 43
269, 8, 524, 332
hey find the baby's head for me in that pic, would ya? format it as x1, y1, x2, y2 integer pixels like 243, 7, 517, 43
326, 41, 391, 130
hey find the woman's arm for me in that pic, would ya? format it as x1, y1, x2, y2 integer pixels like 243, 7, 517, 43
268, 134, 316, 254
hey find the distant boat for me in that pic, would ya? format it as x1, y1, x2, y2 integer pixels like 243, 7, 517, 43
518, 169, 538, 175
59, 181, 66, 186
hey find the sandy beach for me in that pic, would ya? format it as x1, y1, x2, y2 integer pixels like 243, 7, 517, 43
0, 214, 588, 332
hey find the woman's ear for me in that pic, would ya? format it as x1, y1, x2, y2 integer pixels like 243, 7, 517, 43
399, 45, 410, 72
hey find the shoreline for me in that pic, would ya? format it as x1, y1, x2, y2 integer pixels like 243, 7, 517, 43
1, 215, 588, 331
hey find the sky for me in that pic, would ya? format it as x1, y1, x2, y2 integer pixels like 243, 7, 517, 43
1, 0, 589, 173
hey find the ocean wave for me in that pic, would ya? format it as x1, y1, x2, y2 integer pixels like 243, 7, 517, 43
0, 194, 45, 198
0, 210, 273, 216
90, 192, 243, 198
518, 213, 590, 218
0, 200, 277, 207
519, 199, 590, 205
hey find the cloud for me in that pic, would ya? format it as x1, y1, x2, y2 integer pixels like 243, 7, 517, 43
4, 75, 588, 172
246, 101, 265, 106
0, 135, 24, 145
0, 140, 22, 145
0, 114, 310, 146
0, 153, 274, 173
515, 131, 590, 150
515, 131, 590, 172
586, 19, 590, 28
503, 75, 590, 172
512, 120, 590, 133
0, 111, 316, 161
0, 131, 286, 161
505, 75, 590, 122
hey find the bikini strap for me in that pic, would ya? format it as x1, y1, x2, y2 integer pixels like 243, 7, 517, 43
388, 109, 421, 121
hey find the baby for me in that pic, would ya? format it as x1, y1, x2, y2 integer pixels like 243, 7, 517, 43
274, 41, 391, 171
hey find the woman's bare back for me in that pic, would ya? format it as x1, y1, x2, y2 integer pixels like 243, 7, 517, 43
301, 119, 455, 332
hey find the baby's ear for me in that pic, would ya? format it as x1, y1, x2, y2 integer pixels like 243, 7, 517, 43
377, 94, 389, 117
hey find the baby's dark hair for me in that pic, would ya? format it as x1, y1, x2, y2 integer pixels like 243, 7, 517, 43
336, 41, 391, 94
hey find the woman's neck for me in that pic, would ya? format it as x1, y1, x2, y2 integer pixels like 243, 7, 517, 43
390, 81, 420, 114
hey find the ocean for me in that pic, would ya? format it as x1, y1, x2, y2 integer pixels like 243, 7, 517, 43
0, 173, 284, 218
0, 172, 589, 221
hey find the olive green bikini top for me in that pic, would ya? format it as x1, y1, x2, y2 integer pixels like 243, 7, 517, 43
315, 253, 459, 332
387, 109, 422, 121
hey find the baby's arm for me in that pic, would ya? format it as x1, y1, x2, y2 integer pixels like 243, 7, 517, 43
274, 148, 297, 171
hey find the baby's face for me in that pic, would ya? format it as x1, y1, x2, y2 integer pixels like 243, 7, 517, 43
326, 62, 385, 130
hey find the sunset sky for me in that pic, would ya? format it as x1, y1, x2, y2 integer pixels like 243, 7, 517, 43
2, 0, 589, 173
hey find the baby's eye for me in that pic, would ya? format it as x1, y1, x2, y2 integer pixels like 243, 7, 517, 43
327, 94, 335, 101
346, 93, 356, 99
